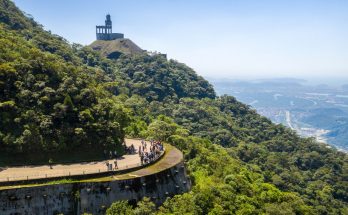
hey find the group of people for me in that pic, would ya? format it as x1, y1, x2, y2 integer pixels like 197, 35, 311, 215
105, 159, 118, 171
139, 139, 164, 165
104, 139, 164, 171
104, 148, 120, 171
123, 142, 136, 154
103, 142, 136, 161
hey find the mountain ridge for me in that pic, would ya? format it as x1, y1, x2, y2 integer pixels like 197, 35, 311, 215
89, 38, 143, 59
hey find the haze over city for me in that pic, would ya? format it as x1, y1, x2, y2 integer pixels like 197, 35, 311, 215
13, 0, 348, 80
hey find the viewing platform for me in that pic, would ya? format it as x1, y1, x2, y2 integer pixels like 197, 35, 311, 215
0, 139, 169, 186
0, 140, 189, 215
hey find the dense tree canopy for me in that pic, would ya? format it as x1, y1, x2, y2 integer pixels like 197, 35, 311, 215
0, 0, 347, 214
0, 0, 128, 154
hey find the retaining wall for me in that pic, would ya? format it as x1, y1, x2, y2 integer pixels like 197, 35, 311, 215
0, 162, 191, 215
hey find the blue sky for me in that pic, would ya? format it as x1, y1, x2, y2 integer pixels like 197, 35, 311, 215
13, 0, 348, 80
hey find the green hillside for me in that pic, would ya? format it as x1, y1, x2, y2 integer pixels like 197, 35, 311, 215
0, 0, 347, 214
0, 0, 130, 159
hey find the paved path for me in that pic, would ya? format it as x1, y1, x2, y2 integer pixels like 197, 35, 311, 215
87, 143, 183, 182
0, 142, 183, 190
0, 139, 148, 182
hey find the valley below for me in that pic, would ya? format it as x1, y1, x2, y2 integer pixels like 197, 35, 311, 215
211, 78, 348, 152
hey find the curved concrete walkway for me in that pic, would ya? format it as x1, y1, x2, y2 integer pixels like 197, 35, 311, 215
0, 139, 153, 182
85, 143, 183, 182
0, 141, 184, 190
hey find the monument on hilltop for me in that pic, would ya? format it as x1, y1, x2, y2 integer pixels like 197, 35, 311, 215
96, 14, 124, 40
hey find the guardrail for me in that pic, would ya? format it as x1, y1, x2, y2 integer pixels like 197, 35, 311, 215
0, 150, 165, 185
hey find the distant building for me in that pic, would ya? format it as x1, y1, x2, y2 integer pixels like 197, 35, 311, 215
96, 14, 124, 40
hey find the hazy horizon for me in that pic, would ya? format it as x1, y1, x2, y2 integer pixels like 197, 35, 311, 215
13, 0, 348, 80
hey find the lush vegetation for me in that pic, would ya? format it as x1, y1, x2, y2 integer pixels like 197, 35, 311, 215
107, 116, 347, 214
0, 0, 129, 157
0, 0, 347, 214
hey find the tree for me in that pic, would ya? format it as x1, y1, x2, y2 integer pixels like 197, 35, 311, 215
106, 201, 133, 215
133, 197, 155, 215
146, 115, 178, 141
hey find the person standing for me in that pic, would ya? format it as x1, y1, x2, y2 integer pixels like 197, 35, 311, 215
140, 153, 144, 165
105, 161, 109, 171
114, 159, 118, 169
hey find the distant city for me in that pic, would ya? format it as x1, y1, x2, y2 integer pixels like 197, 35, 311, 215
209, 77, 348, 152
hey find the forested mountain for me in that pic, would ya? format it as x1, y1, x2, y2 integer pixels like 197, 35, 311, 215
0, 0, 130, 154
0, 0, 347, 214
